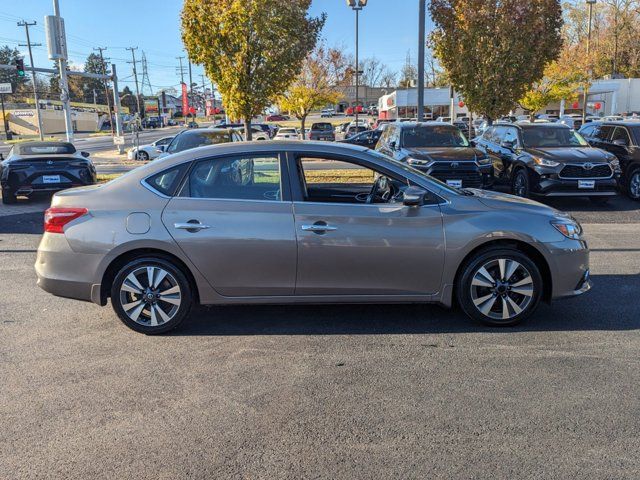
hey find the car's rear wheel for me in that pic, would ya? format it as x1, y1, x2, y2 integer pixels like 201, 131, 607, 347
136, 150, 149, 161
110, 257, 192, 334
512, 169, 530, 198
626, 168, 640, 201
457, 248, 543, 327
2, 187, 16, 204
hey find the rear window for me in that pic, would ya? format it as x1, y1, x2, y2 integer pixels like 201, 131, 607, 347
146, 163, 189, 196
19, 143, 76, 155
311, 123, 333, 131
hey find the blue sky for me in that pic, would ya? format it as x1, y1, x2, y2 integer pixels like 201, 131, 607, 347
0, 0, 431, 94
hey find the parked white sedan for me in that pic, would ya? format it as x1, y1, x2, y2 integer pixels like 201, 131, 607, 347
274, 128, 300, 140
127, 136, 175, 160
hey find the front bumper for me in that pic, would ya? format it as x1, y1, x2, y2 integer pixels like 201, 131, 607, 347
531, 167, 620, 197
544, 238, 592, 300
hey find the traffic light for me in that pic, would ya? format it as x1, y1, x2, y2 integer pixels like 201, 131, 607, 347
15, 58, 25, 77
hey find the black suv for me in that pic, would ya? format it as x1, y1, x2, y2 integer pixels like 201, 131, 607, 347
579, 121, 640, 200
474, 123, 620, 201
375, 122, 493, 189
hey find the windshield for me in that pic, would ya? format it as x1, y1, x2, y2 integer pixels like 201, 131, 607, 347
312, 123, 333, 131
167, 131, 231, 153
278, 128, 297, 134
522, 127, 589, 148
402, 125, 469, 148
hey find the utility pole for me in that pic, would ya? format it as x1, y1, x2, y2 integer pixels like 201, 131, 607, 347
53, 0, 73, 142
582, 0, 596, 124
126, 47, 142, 115
176, 56, 185, 85
18, 20, 44, 140
188, 58, 194, 121
111, 63, 124, 154
417, 0, 426, 122
94, 46, 114, 135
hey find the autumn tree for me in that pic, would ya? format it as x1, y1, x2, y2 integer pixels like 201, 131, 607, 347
429, 0, 563, 123
181, 0, 325, 139
519, 61, 581, 120
278, 45, 347, 137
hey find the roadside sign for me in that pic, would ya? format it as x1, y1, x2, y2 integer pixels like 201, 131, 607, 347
113, 136, 125, 146
0, 83, 12, 94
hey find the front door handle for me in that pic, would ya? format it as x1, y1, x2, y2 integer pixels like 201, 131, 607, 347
301, 222, 337, 233
174, 221, 211, 231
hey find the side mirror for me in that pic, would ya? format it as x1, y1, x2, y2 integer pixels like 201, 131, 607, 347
81, 151, 90, 158
501, 140, 515, 150
0, 153, 3, 160
389, 140, 397, 150
402, 186, 427, 207
612, 138, 628, 147
157, 145, 166, 152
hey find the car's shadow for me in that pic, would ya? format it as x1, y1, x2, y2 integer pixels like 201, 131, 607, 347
169, 274, 640, 336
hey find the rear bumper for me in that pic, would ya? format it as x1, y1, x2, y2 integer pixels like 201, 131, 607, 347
35, 233, 105, 305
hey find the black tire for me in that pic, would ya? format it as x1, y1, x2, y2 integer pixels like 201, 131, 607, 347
110, 256, 193, 334
456, 247, 543, 327
511, 169, 530, 198
136, 150, 149, 161
625, 167, 640, 201
2, 187, 16, 204
589, 196, 610, 205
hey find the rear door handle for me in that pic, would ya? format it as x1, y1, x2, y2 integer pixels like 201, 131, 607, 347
301, 223, 337, 233
174, 222, 211, 231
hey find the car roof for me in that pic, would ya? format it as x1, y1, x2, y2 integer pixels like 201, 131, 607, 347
594, 121, 640, 127
390, 121, 459, 129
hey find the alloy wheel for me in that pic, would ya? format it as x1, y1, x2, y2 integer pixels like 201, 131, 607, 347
118, 266, 182, 327
513, 173, 527, 197
630, 171, 640, 199
470, 258, 534, 321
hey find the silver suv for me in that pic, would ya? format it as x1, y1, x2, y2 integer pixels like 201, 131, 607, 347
36, 142, 591, 334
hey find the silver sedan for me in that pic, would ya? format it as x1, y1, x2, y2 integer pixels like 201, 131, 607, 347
35, 142, 591, 334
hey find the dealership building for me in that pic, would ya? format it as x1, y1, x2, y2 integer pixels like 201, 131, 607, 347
378, 87, 469, 120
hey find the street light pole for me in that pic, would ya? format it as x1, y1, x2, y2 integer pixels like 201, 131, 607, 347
582, 0, 596, 124
347, 0, 367, 127
417, 0, 426, 122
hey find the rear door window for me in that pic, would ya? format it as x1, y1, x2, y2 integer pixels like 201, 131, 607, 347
181, 155, 282, 201
611, 127, 631, 145
595, 125, 614, 141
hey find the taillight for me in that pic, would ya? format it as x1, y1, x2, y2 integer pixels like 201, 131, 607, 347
44, 207, 88, 234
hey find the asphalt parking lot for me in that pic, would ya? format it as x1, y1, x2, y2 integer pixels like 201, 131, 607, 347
1, 197, 639, 479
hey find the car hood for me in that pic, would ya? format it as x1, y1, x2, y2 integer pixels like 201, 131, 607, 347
465, 188, 563, 217
404, 147, 482, 161
525, 147, 610, 163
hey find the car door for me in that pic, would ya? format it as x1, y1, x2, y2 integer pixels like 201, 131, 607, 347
608, 126, 634, 174
288, 152, 445, 296
162, 152, 297, 297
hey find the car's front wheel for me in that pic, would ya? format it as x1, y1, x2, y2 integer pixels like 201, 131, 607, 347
110, 257, 193, 334
512, 169, 530, 198
626, 168, 640, 201
2, 187, 16, 204
136, 150, 149, 161
457, 248, 543, 326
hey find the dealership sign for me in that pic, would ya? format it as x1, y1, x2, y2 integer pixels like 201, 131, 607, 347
0, 83, 12, 94
181, 82, 189, 116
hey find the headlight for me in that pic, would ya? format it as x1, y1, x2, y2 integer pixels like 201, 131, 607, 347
407, 157, 434, 167
533, 156, 560, 168
607, 155, 620, 170
551, 220, 582, 240
476, 156, 492, 165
